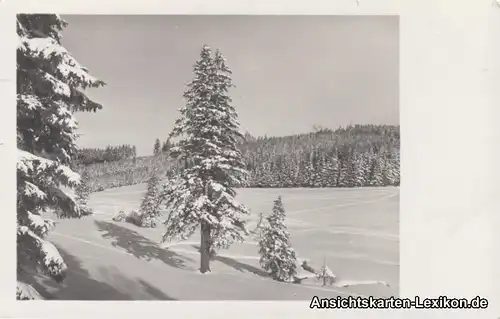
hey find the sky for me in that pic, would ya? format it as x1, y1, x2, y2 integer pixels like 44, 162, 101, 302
61, 15, 399, 156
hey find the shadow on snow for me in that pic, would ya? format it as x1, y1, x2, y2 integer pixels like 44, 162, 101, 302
18, 246, 176, 300
94, 220, 269, 280
191, 244, 269, 278
94, 220, 193, 269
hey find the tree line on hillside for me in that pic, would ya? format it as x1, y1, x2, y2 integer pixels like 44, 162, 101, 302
153, 138, 173, 156
77, 124, 400, 191
73, 138, 173, 165
75, 144, 137, 164
241, 124, 399, 188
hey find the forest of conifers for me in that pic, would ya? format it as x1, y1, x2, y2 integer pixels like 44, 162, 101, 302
76, 124, 400, 192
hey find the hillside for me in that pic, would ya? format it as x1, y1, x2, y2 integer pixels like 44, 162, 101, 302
77, 124, 400, 192
23, 184, 399, 300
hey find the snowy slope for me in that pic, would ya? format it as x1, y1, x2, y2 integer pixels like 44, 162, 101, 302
31, 185, 399, 300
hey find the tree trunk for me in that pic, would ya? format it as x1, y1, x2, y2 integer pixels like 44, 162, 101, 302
199, 221, 211, 273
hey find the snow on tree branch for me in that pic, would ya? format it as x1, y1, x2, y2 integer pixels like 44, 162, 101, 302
16, 14, 105, 299
16, 281, 43, 300
18, 149, 81, 186
18, 36, 105, 90
17, 225, 67, 281
26, 211, 55, 237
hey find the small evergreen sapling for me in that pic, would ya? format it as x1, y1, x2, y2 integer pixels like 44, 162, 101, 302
139, 172, 162, 227
258, 196, 297, 282
316, 257, 336, 286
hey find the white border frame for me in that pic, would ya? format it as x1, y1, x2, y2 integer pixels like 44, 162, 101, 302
0, 0, 497, 318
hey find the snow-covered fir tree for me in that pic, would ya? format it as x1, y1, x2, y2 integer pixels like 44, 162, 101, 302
288, 158, 300, 187
139, 172, 162, 227
17, 14, 105, 299
298, 159, 315, 187
266, 161, 279, 187
391, 150, 400, 186
258, 196, 297, 282
382, 150, 399, 186
323, 155, 339, 187
337, 162, 349, 187
253, 163, 268, 187
277, 156, 291, 187
346, 152, 365, 187
360, 152, 372, 184
335, 148, 347, 187
317, 258, 336, 286
74, 170, 93, 216
369, 156, 385, 186
313, 154, 325, 187
161, 45, 250, 273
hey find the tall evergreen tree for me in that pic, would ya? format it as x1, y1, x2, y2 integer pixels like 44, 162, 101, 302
162, 45, 250, 273
16, 14, 105, 299
153, 138, 161, 155
258, 196, 297, 282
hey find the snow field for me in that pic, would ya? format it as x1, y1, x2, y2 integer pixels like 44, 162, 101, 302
38, 185, 399, 300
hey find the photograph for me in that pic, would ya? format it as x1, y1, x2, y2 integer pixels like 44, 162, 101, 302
16, 14, 400, 301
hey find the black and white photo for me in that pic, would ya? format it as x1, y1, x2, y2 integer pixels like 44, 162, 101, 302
16, 14, 399, 301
